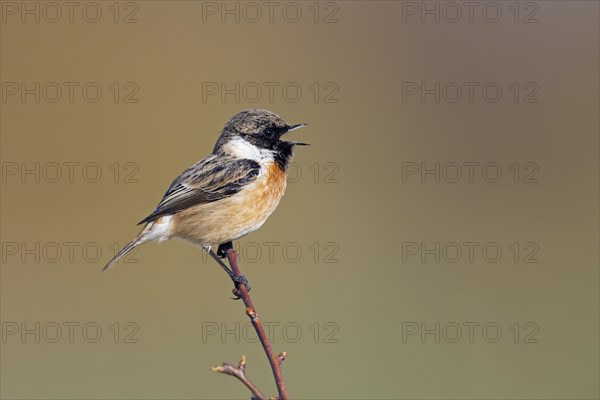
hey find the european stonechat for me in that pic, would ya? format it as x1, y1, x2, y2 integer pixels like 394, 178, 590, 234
103, 109, 307, 272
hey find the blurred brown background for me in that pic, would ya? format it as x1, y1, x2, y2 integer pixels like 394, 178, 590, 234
1, 1, 598, 399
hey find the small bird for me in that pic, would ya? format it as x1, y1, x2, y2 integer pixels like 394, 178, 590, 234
102, 109, 307, 274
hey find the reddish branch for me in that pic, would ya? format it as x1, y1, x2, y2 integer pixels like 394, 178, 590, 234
211, 249, 289, 400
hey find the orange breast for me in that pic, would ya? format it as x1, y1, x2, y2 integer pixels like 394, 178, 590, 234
247, 163, 287, 224
173, 162, 288, 246
262, 163, 287, 201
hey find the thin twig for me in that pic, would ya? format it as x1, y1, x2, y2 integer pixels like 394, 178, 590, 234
212, 355, 266, 400
225, 249, 289, 400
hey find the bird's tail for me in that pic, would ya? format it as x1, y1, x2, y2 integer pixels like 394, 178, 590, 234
102, 237, 141, 271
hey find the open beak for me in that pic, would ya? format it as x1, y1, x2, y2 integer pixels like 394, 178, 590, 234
285, 123, 309, 146
287, 123, 307, 132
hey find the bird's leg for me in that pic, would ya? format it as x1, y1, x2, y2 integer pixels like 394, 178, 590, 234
203, 244, 250, 299
219, 242, 250, 292
217, 241, 234, 258
204, 246, 234, 277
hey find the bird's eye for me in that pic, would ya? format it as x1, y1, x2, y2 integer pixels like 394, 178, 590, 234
263, 128, 276, 139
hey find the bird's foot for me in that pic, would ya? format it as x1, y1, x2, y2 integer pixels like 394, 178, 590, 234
217, 241, 234, 258
231, 274, 251, 300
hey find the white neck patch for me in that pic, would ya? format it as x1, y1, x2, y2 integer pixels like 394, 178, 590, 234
223, 137, 274, 163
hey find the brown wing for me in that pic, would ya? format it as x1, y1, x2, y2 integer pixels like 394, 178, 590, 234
138, 156, 260, 224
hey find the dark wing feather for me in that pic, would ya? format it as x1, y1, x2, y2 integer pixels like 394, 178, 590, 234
138, 156, 260, 225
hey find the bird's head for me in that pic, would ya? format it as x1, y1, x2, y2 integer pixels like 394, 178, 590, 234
214, 109, 307, 170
